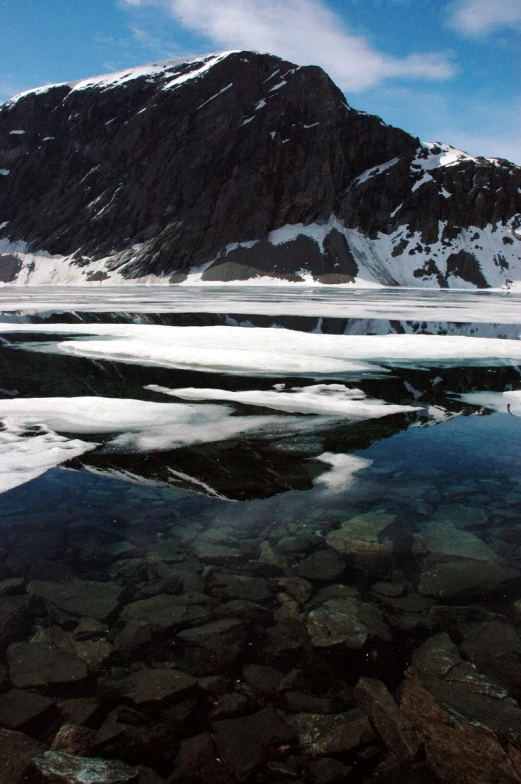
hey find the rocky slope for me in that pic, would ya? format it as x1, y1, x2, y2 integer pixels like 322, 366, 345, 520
0, 49, 520, 287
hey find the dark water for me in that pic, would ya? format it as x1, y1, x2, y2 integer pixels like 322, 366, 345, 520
1, 294, 521, 782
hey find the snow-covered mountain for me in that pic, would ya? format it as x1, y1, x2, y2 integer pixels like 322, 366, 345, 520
0, 50, 520, 287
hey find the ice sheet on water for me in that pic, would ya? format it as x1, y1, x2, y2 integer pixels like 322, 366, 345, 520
1, 287, 521, 325
1, 324, 521, 375
458, 390, 521, 416
147, 382, 420, 419
0, 419, 95, 493
0, 394, 340, 493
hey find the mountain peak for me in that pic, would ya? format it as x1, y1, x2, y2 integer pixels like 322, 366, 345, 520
1, 51, 520, 287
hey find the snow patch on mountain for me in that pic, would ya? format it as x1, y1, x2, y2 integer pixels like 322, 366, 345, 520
5, 51, 239, 105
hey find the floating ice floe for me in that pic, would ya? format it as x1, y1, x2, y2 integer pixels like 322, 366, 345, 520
1, 324, 521, 375
0, 394, 340, 493
458, 390, 521, 416
147, 382, 421, 419
0, 419, 95, 493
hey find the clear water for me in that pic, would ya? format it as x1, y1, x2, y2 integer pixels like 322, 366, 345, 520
1, 286, 520, 778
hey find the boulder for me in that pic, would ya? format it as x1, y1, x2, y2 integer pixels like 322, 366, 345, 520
306, 597, 391, 649
355, 677, 421, 760
212, 708, 295, 778
417, 559, 516, 599
7, 642, 88, 688
176, 619, 249, 674
294, 548, 346, 581
22, 751, 139, 783
0, 728, 46, 784
285, 708, 374, 756
168, 733, 234, 784
399, 632, 521, 783
326, 512, 395, 572
27, 580, 123, 621
120, 595, 211, 634
101, 667, 197, 709
0, 689, 56, 731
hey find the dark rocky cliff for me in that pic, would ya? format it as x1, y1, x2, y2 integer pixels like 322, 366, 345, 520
0, 50, 520, 286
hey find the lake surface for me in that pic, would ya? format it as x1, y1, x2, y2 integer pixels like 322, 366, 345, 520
1, 286, 521, 782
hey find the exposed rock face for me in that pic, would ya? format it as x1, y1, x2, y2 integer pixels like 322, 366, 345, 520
1, 50, 519, 287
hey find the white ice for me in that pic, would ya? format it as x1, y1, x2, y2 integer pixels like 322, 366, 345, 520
0, 394, 341, 492
0, 419, 95, 493
147, 382, 420, 419
1, 324, 521, 375
1, 287, 521, 324
458, 390, 521, 416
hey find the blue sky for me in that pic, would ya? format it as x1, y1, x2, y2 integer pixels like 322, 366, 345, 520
2, 0, 520, 163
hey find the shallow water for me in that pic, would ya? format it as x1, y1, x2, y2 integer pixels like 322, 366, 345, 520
1, 286, 521, 781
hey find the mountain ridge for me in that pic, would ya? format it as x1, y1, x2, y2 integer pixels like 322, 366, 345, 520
1, 49, 520, 287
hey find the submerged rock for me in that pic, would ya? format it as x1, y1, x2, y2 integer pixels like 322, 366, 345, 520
294, 548, 346, 581
0, 728, 46, 784
120, 595, 211, 634
212, 707, 295, 778
355, 677, 421, 761
176, 619, 249, 674
23, 750, 139, 783
326, 512, 395, 571
102, 667, 197, 710
417, 559, 516, 599
399, 632, 521, 783
51, 723, 96, 756
168, 733, 234, 784
27, 580, 123, 621
285, 708, 373, 756
0, 689, 56, 731
460, 619, 521, 697
306, 597, 391, 649
413, 522, 504, 562
7, 642, 87, 688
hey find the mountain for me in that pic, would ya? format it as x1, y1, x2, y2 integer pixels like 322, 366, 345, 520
1, 50, 520, 287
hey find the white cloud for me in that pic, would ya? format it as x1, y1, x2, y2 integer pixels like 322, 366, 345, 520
120, 0, 455, 91
448, 0, 521, 36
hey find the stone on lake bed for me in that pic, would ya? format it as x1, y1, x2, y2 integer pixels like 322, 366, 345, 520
432, 503, 488, 528
0, 728, 46, 784
0, 689, 56, 730
193, 542, 244, 563
27, 579, 123, 621
418, 559, 517, 599
212, 707, 295, 777
120, 594, 211, 633
51, 723, 97, 755
306, 597, 391, 649
294, 548, 346, 581
23, 750, 139, 783
176, 619, 249, 674
400, 633, 521, 784
104, 667, 197, 709
7, 642, 88, 688
413, 523, 504, 563
355, 677, 421, 760
326, 512, 395, 570
285, 708, 374, 756
168, 732, 234, 784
